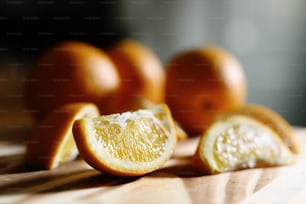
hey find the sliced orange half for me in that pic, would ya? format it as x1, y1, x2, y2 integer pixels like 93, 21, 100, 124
72, 104, 177, 176
192, 114, 295, 174
25, 103, 100, 169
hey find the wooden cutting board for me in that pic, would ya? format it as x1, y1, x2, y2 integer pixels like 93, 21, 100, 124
1, 68, 306, 204
1, 113, 306, 204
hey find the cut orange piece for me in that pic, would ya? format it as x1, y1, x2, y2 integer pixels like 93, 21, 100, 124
223, 104, 300, 153
127, 97, 188, 141
25, 103, 100, 169
174, 121, 188, 141
192, 115, 295, 174
72, 104, 177, 176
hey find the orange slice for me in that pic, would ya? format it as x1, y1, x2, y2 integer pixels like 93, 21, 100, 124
223, 104, 300, 153
25, 103, 100, 169
174, 121, 188, 141
129, 97, 188, 141
192, 114, 295, 174
72, 104, 177, 176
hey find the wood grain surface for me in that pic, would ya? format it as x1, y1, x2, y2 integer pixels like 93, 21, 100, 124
1, 67, 306, 204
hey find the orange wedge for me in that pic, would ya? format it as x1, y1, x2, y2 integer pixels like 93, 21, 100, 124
72, 104, 177, 176
223, 104, 300, 153
128, 97, 188, 141
192, 114, 295, 174
174, 121, 188, 140
25, 103, 100, 169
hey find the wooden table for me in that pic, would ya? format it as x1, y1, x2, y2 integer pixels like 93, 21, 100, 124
1, 67, 306, 204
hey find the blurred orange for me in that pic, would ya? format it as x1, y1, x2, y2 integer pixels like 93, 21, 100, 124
166, 46, 247, 135
106, 39, 166, 113
24, 41, 120, 120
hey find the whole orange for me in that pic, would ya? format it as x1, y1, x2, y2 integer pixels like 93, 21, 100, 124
106, 39, 165, 113
24, 41, 120, 120
165, 46, 247, 135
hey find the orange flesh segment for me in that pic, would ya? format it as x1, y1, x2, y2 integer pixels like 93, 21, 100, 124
92, 111, 168, 162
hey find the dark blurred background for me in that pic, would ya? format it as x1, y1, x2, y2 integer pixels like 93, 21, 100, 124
1, 0, 306, 125
0, 0, 127, 58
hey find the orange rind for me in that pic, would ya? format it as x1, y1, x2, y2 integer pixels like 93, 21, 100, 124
25, 103, 100, 169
